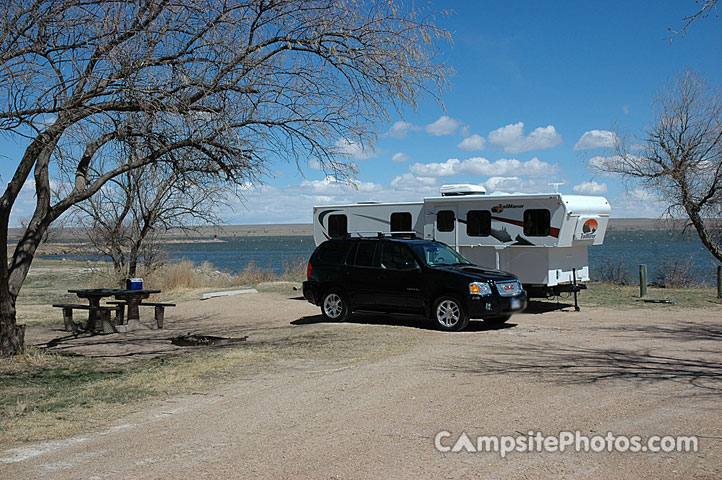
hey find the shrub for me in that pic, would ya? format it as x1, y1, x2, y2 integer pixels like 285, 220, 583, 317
593, 258, 630, 284
653, 257, 695, 288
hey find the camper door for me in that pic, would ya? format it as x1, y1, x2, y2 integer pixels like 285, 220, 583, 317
433, 206, 457, 248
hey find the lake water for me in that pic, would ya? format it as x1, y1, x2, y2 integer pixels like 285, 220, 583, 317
40, 230, 721, 285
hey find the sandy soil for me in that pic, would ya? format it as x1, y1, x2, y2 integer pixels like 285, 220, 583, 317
2, 290, 721, 479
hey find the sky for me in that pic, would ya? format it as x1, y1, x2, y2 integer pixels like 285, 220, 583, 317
3, 0, 721, 226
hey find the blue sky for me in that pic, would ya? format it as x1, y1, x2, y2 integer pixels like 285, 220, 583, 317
3, 1, 721, 225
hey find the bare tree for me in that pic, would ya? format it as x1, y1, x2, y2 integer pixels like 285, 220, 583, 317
593, 71, 722, 262
74, 154, 228, 278
0, 0, 450, 355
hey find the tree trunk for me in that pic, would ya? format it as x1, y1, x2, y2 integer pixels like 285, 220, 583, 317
0, 292, 24, 356
128, 255, 138, 278
685, 204, 722, 263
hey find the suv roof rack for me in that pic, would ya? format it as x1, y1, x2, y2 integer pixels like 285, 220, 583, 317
348, 231, 421, 239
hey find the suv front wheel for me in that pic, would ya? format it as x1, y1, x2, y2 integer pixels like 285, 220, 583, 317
321, 291, 350, 322
432, 296, 469, 332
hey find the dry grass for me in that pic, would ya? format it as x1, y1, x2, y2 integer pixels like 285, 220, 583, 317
0, 326, 419, 446
583, 282, 720, 309
89, 258, 307, 293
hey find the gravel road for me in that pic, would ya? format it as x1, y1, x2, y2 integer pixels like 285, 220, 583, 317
3, 291, 721, 479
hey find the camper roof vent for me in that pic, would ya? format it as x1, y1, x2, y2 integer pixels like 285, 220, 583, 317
439, 184, 486, 196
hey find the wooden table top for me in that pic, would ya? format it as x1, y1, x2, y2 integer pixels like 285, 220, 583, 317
68, 288, 161, 296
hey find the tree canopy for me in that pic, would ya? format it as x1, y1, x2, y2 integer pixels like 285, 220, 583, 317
0, 0, 450, 355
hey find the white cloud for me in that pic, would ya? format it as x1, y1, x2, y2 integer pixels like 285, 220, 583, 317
308, 158, 321, 170
221, 175, 442, 224
391, 152, 410, 163
573, 130, 617, 150
484, 176, 522, 192
460, 125, 471, 137
457, 134, 486, 151
295, 176, 382, 195
609, 188, 666, 218
482, 176, 555, 194
573, 180, 608, 194
384, 121, 419, 139
409, 158, 460, 177
488, 122, 562, 154
622, 105, 630, 115
587, 154, 638, 175
389, 173, 438, 193
335, 138, 375, 160
425, 116, 461, 136
409, 156, 558, 178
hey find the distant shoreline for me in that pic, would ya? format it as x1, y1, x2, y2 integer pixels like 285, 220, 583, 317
7, 218, 705, 245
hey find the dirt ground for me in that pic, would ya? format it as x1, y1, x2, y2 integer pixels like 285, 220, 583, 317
2, 290, 721, 479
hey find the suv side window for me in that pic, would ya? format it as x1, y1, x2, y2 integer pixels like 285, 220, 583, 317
317, 241, 352, 265
352, 241, 377, 267
380, 242, 419, 270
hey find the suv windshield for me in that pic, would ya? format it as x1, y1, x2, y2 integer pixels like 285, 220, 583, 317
410, 242, 472, 267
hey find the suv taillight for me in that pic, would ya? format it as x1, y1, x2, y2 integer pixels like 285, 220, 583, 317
307, 262, 312, 279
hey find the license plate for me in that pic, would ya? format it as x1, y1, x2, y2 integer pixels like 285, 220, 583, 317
511, 298, 521, 310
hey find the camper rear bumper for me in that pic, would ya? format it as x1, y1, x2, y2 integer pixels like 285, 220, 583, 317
466, 291, 527, 318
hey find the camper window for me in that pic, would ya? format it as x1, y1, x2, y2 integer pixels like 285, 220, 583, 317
390, 212, 412, 232
327, 214, 348, 237
524, 209, 550, 236
437, 210, 455, 232
466, 210, 491, 237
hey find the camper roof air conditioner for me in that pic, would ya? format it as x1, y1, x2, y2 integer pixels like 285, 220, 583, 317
439, 184, 486, 196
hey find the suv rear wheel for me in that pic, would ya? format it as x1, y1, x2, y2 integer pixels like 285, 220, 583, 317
321, 291, 350, 322
432, 296, 469, 332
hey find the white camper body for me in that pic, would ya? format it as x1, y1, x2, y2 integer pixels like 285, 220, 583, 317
312, 186, 611, 296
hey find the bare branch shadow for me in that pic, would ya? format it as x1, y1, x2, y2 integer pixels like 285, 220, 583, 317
589, 321, 722, 342
434, 343, 722, 394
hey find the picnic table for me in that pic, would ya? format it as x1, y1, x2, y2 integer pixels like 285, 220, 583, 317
66, 288, 161, 332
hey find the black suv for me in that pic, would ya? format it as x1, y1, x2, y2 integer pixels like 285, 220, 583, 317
303, 236, 527, 331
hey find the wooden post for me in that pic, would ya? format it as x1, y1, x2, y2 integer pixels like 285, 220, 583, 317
639, 264, 647, 298
62, 307, 74, 332
154, 306, 165, 329
717, 265, 721, 300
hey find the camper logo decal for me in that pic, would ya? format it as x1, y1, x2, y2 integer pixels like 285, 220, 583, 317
580, 219, 599, 239
491, 203, 523, 213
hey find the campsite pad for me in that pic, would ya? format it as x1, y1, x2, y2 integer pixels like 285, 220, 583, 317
171, 334, 249, 347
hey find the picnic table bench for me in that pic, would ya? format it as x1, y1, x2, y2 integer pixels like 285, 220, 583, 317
107, 300, 176, 328
53, 288, 166, 334
51, 303, 122, 334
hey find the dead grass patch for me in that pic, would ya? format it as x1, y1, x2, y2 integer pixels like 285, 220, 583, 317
0, 326, 421, 446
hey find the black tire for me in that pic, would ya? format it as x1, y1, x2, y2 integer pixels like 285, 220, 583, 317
320, 290, 350, 322
483, 314, 511, 325
431, 296, 469, 332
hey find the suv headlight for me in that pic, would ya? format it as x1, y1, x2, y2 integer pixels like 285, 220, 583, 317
469, 282, 492, 296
